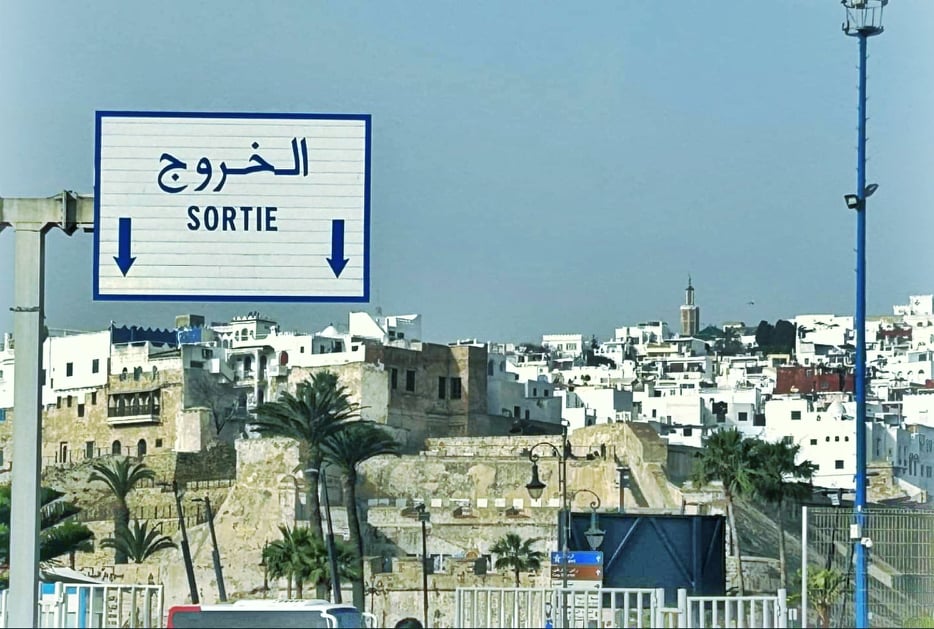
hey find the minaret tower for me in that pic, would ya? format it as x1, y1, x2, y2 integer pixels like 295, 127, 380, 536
680, 276, 700, 337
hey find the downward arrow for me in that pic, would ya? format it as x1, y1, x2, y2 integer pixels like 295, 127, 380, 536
327, 219, 349, 277
113, 217, 136, 276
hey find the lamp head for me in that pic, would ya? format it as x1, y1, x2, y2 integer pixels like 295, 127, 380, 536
526, 462, 546, 500
584, 509, 605, 550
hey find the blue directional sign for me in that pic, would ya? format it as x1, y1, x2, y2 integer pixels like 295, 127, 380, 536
551, 551, 603, 565
93, 111, 371, 302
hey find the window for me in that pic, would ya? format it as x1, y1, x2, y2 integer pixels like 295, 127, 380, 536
716, 413, 725, 423
438, 376, 446, 399
133, 366, 142, 381
92, 359, 100, 374
155, 438, 163, 448
90, 391, 97, 405
0, 409, 5, 423
390, 368, 398, 390
835, 436, 840, 442
753, 414, 766, 427
85, 441, 95, 459
405, 369, 416, 392
111, 440, 122, 456
67, 396, 73, 408
450, 378, 462, 399
835, 460, 844, 470
810, 438, 818, 445
77, 404, 85, 418
738, 412, 748, 422
524, 410, 530, 419
66, 362, 74, 377
683, 427, 693, 437
782, 436, 794, 445
514, 406, 521, 419
791, 410, 802, 420
826, 436, 831, 442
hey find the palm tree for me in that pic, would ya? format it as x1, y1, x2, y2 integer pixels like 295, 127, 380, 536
0, 484, 95, 585
490, 533, 545, 587
88, 457, 155, 564
750, 439, 817, 589
100, 520, 176, 563
252, 371, 363, 540
263, 525, 359, 599
693, 428, 755, 595
808, 568, 847, 629
322, 421, 401, 609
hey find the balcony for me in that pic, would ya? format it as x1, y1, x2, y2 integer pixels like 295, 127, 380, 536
107, 405, 161, 426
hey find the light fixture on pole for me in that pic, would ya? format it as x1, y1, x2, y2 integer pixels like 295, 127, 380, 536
192, 496, 227, 602
160, 481, 198, 604
570, 489, 605, 551
524, 421, 570, 592
841, 2, 887, 627
414, 502, 431, 629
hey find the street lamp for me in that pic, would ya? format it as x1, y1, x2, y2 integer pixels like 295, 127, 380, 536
414, 503, 430, 629
192, 496, 227, 602
572, 489, 605, 551
160, 481, 199, 604
524, 421, 570, 592
306, 467, 342, 603
841, 2, 887, 627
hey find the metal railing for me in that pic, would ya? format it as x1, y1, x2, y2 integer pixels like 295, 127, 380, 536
453, 587, 787, 628
0, 583, 163, 628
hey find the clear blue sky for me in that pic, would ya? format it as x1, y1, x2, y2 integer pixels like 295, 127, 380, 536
2, 1, 932, 343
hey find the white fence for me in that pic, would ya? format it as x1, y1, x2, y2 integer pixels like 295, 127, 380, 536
0, 583, 164, 628
454, 586, 787, 629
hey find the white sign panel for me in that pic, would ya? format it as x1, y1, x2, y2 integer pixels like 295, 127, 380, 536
93, 111, 370, 302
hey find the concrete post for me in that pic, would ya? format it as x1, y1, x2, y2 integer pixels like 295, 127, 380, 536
1, 193, 91, 628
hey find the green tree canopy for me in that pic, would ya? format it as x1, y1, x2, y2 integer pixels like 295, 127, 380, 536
88, 457, 155, 564
100, 519, 175, 564
252, 371, 363, 542
490, 533, 545, 588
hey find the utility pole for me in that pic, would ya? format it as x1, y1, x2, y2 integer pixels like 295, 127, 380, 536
0, 193, 88, 628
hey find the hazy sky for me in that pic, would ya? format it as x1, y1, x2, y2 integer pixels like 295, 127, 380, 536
2, 1, 933, 344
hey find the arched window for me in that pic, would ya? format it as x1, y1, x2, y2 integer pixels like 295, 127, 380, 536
120, 367, 128, 381
137, 439, 147, 457
279, 351, 288, 366
112, 440, 122, 456
244, 356, 252, 372
133, 366, 142, 381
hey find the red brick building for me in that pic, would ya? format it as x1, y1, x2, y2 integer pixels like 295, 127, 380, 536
774, 365, 854, 395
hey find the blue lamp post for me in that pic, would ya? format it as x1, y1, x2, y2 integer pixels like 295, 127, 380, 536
841, 2, 887, 627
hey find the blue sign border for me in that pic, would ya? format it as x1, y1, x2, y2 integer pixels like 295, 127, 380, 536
92, 110, 371, 303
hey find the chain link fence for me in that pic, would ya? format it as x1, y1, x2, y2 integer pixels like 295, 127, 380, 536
803, 506, 934, 628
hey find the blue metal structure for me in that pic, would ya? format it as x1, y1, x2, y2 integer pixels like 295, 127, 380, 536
841, 2, 887, 627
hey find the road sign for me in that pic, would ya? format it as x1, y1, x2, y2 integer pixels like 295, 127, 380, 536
550, 551, 603, 566
549, 565, 603, 580
93, 111, 371, 302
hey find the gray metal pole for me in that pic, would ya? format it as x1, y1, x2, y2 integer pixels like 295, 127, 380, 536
201, 497, 227, 602
420, 512, 429, 627
173, 482, 200, 604
321, 468, 342, 603
8, 222, 45, 628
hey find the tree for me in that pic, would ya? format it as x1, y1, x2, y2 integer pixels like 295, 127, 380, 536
490, 533, 545, 588
88, 457, 155, 564
252, 371, 363, 541
100, 519, 175, 564
263, 525, 359, 599
749, 439, 817, 589
693, 428, 756, 595
755, 320, 775, 350
772, 320, 797, 354
0, 485, 95, 587
807, 568, 847, 629
186, 370, 241, 434
322, 422, 401, 609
